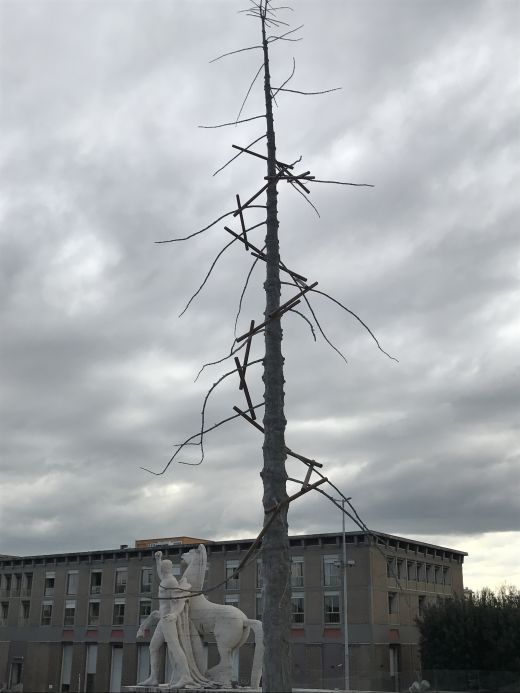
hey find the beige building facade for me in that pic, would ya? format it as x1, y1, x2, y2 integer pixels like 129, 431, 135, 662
0, 531, 466, 691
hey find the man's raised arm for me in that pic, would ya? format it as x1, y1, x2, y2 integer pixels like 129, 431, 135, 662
154, 550, 163, 581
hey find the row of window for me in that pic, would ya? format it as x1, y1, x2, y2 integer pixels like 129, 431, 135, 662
1, 590, 451, 629
0, 592, 341, 628
386, 558, 451, 585
0, 597, 154, 628
1, 553, 346, 603
0, 568, 156, 600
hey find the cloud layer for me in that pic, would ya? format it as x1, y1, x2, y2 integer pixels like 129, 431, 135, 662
1, 1, 518, 589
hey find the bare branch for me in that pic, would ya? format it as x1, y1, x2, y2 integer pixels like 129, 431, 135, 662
300, 291, 349, 366
274, 86, 341, 96
288, 308, 316, 340
308, 287, 398, 362
213, 134, 266, 177
234, 247, 265, 338
179, 237, 237, 317
140, 401, 265, 476
236, 63, 265, 123
195, 359, 263, 467
195, 342, 240, 382
156, 206, 266, 243
272, 57, 295, 98
308, 178, 374, 188
288, 179, 320, 217
267, 24, 303, 43
155, 210, 236, 244
195, 341, 251, 383
210, 44, 262, 64
199, 114, 265, 129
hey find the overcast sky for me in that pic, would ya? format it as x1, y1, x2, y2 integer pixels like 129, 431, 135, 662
1, 0, 518, 591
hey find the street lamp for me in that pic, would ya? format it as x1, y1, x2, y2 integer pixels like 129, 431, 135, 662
336, 497, 351, 691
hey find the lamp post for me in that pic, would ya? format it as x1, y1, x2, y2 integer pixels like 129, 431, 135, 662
340, 498, 350, 691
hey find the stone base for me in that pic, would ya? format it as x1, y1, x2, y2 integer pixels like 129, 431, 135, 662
122, 689, 260, 693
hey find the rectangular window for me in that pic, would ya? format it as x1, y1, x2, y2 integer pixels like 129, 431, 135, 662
85, 643, 98, 693
60, 643, 73, 692
291, 593, 304, 624
12, 574, 21, 595
256, 559, 263, 590
388, 592, 399, 615
66, 571, 78, 596
90, 571, 102, 595
0, 602, 8, 626
19, 600, 30, 625
44, 571, 55, 597
113, 599, 125, 625
0, 574, 12, 597
41, 601, 53, 626
324, 592, 341, 625
443, 566, 451, 585
140, 568, 153, 594
426, 564, 435, 583
407, 561, 417, 581
418, 595, 426, 615
397, 560, 406, 580
64, 600, 76, 626
139, 599, 152, 624
224, 594, 239, 607
323, 556, 341, 587
256, 594, 262, 621
22, 573, 33, 597
434, 565, 442, 584
386, 557, 396, 579
225, 560, 239, 590
115, 568, 127, 594
417, 563, 426, 581
291, 557, 304, 588
88, 600, 100, 626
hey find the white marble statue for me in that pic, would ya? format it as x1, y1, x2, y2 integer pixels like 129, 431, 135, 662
136, 545, 263, 689
136, 551, 213, 689
181, 544, 263, 688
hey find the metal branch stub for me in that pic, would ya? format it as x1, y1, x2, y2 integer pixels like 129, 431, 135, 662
235, 282, 318, 343
231, 143, 294, 170
233, 406, 323, 469
225, 225, 308, 282
265, 477, 328, 514
235, 194, 249, 250
234, 356, 256, 420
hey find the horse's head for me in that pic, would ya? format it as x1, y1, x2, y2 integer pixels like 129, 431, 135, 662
181, 544, 205, 566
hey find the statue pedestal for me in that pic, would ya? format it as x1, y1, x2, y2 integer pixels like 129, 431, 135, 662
122, 689, 261, 693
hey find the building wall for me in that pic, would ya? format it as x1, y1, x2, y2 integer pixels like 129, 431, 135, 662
0, 532, 465, 692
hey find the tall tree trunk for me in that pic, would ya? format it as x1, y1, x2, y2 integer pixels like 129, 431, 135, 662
260, 8, 292, 693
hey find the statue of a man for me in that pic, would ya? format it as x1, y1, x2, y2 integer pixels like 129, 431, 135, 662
136, 551, 210, 688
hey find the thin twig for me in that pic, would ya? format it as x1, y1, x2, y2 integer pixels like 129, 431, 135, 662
309, 287, 398, 362
234, 248, 265, 338
272, 57, 295, 98
199, 115, 265, 129
194, 340, 247, 383
213, 134, 266, 177
179, 237, 237, 317
156, 206, 266, 244
267, 24, 303, 43
308, 178, 374, 188
210, 45, 262, 64
140, 402, 265, 476
273, 87, 341, 96
236, 63, 265, 123
289, 179, 320, 217
301, 292, 349, 366
196, 359, 263, 466
288, 308, 316, 340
